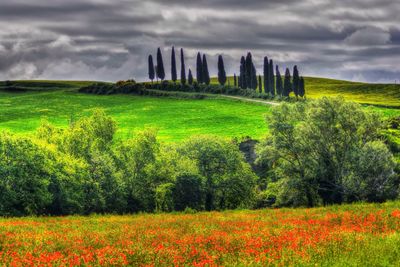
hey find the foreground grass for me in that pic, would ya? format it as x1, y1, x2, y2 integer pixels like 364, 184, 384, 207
1, 202, 400, 266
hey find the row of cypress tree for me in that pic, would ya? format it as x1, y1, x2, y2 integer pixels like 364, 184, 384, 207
148, 47, 305, 98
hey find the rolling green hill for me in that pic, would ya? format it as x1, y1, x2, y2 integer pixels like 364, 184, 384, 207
211, 76, 400, 107
1, 78, 400, 141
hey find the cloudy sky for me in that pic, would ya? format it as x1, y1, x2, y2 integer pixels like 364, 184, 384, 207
0, 0, 399, 83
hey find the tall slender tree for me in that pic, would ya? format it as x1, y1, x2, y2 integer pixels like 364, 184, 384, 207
188, 69, 193, 85
234, 73, 237, 87
258, 75, 262, 93
148, 55, 155, 83
217, 55, 227, 86
155, 65, 159, 82
202, 54, 210, 85
283, 68, 292, 97
239, 56, 246, 89
245, 52, 253, 89
171, 47, 177, 83
263, 56, 269, 94
276, 66, 283, 96
156, 48, 165, 81
251, 63, 257, 90
196, 52, 203, 84
292, 65, 300, 98
269, 59, 275, 96
299, 76, 305, 98
180, 48, 186, 85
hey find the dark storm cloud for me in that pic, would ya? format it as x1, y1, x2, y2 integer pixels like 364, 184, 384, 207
0, 0, 399, 82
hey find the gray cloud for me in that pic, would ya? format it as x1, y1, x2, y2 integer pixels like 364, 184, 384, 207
0, 0, 399, 82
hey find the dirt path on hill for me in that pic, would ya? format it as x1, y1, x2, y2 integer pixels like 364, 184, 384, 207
219, 95, 280, 106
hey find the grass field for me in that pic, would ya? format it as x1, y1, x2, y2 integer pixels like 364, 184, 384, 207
213, 76, 400, 107
1, 202, 400, 266
0, 89, 269, 141
1, 78, 400, 141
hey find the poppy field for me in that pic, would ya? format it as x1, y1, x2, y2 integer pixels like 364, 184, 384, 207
1, 202, 400, 266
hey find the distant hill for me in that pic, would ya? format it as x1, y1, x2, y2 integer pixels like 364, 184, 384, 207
211, 76, 400, 107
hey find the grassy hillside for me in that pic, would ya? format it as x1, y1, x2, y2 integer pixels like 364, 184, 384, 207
1, 78, 400, 141
0, 85, 269, 141
1, 201, 400, 266
212, 76, 400, 107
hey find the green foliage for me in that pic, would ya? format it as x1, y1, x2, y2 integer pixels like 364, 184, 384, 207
155, 183, 175, 212
0, 133, 52, 216
178, 136, 257, 210
173, 173, 204, 211
257, 97, 399, 207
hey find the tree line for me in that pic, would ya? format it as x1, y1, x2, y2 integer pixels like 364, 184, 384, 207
148, 47, 305, 98
0, 97, 399, 217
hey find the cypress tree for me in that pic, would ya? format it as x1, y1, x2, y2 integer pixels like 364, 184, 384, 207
283, 68, 291, 97
180, 48, 186, 85
276, 66, 282, 96
269, 59, 275, 96
155, 65, 159, 83
196, 52, 203, 84
234, 73, 237, 87
258, 75, 262, 93
264, 56, 269, 93
238, 76, 241, 88
188, 69, 193, 85
217, 55, 227, 86
156, 48, 165, 81
202, 54, 210, 85
239, 56, 246, 89
245, 52, 253, 89
171, 47, 177, 83
148, 55, 155, 83
299, 77, 305, 98
292, 65, 300, 98
251, 63, 257, 90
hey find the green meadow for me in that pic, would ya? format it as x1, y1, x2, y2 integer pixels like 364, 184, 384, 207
1, 78, 400, 142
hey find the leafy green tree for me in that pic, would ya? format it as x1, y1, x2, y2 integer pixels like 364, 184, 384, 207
0, 133, 52, 216
217, 55, 227, 86
180, 48, 186, 85
256, 97, 398, 207
171, 47, 177, 83
178, 136, 256, 210
148, 55, 155, 83
202, 54, 210, 85
258, 75, 262, 93
196, 52, 203, 84
155, 183, 175, 212
188, 69, 193, 85
173, 173, 205, 211
156, 48, 165, 81
115, 129, 160, 212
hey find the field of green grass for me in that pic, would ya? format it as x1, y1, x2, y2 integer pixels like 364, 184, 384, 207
212, 76, 400, 107
1, 78, 400, 141
0, 82, 270, 141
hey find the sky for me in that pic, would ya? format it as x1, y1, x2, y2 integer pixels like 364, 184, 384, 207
0, 0, 399, 83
